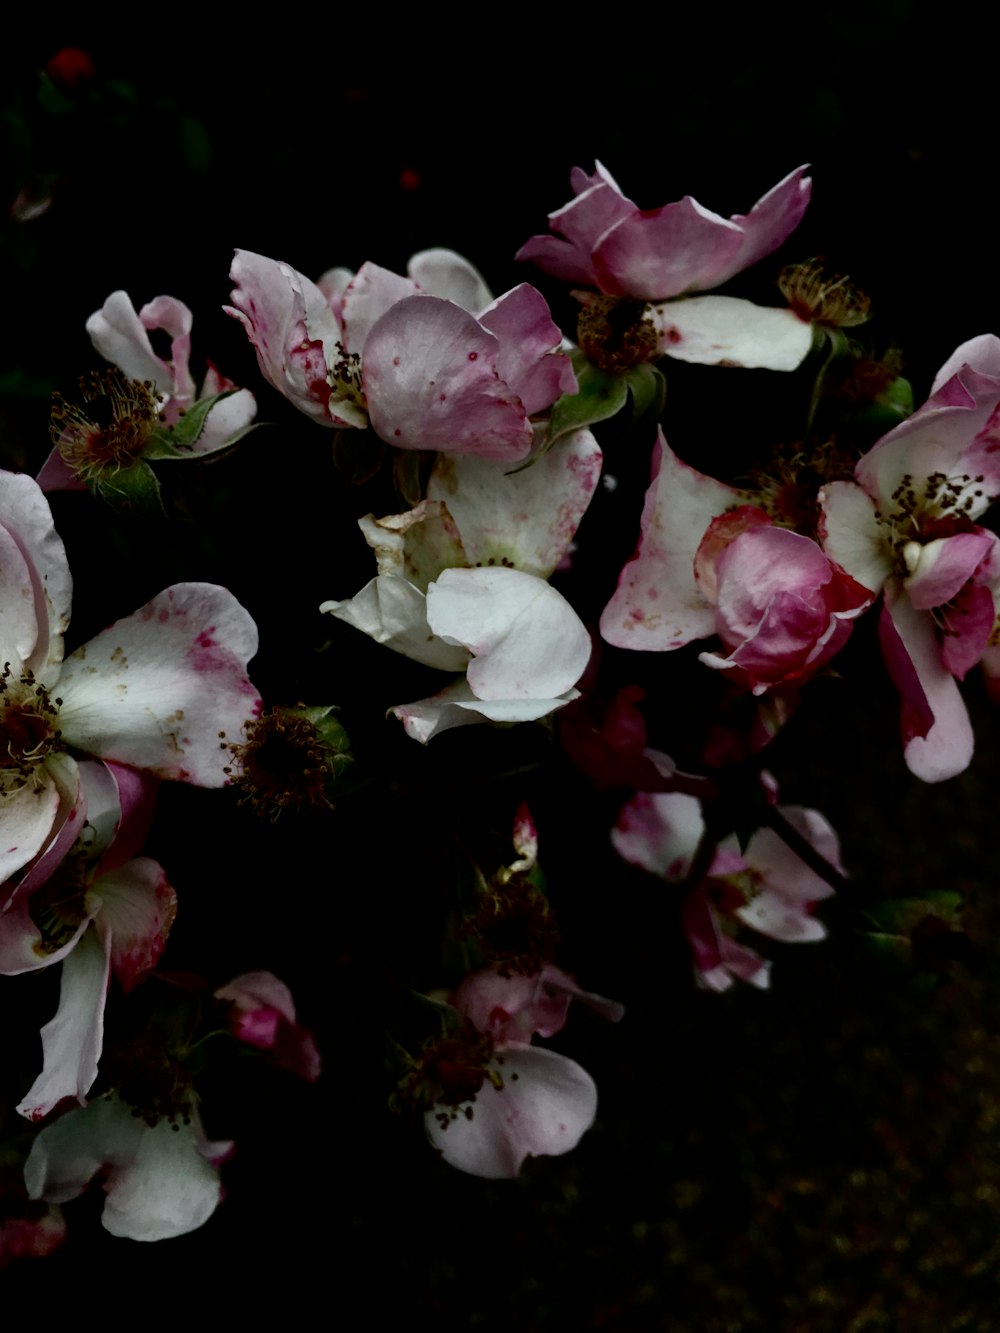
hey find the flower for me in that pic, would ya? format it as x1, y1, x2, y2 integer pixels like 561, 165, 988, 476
612, 789, 841, 991
323, 428, 601, 741
24, 1093, 231, 1241
39, 291, 257, 492
0, 470, 262, 883
226, 248, 575, 460
600, 429, 871, 692
1, 760, 174, 1122
819, 335, 1000, 780
422, 965, 623, 1179
517, 163, 814, 371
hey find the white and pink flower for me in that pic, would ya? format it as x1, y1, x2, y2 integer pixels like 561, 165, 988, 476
226, 247, 575, 460
323, 428, 601, 741
820, 335, 1000, 780
424, 965, 623, 1179
600, 430, 871, 692
613, 789, 841, 991
517, 163, 814, 371
0, 470, 262, 884
39, 291, 257, 491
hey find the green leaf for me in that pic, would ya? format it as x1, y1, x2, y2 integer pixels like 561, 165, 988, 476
546, 361, 629, 446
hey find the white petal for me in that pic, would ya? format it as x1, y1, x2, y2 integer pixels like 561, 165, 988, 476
425, 1046, 597, 1178
322, 575, 470, 671
651, 296, 814, 371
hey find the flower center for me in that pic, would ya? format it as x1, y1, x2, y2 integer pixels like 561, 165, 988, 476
330, 341, 366, 409
577, 295, 659, 373
0, 665, 61, 795
778, 260, 871, 328
101, 1034, 195, 1129
875, 470, 986, 571
50, 368, 160, 481
224, 705, 341, 819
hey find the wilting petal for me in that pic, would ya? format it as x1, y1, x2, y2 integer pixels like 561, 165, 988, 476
930, 334, 1000, 395
601, 429, 740, 649
363, 297, 533, 459
427, 429, 602, 579
650, 296, 813, 371
940, 583, 995, 680
425, 1045, 597, 1179
17, 924, 111, 1120
427, 567, 590, 701
57, 583, 261, 784
94, 857, 176, 991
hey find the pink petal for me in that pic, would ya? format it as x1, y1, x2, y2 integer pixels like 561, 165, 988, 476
611, 790, 705, 882
904, 532, 996, 610
216, 970, 321, 1083
425, 1046, 597, 1178
880, 591, 974, 782
601, 429, 740, 650
138, 295, 196, 408
477, 284, 577, 415
94, 857, 176, 991
712, 164, 813, 286
86, 291, 184, 400
940, 582, 996, 680
340, 261, 420, 355
516, 177, 635, 287
56, 583, 261, 785
930, 334, 1000, 394
363, 297, 533, 459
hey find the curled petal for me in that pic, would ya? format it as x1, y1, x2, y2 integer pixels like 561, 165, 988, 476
408, 247, 494, 313
477, 283, 577, 415
391, 678, 580, 744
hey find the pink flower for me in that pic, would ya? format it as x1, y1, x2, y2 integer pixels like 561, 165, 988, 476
215, 970, 321, 1083
226, 249, 575, 460
424, 966, 623, 1179
600, 430, 871, 692
517, 163, 814, 371
820, 335, 1000, 780
0, 470, 262, 884
612, 790, 841, 991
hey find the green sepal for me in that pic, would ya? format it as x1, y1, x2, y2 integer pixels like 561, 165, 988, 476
92, 460, 165, 517
144, 391, 239, 459
307, 706, 364, 800
545, 357, 629, 447
625, 362, 667, 428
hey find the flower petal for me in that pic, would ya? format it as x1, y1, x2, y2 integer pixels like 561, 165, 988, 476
408, 248, 493, 314
650, 296, 813, 371
57, 583, 261, 784
425, 1046, 597, 1179
612, 790, 705, 881
426, 428, 602, 579
363, 296, 533, 459
601, 429, 740, 649
427, 567, 590, 701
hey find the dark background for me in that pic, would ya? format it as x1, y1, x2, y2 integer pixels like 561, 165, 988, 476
5, 11, 1000, 1327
